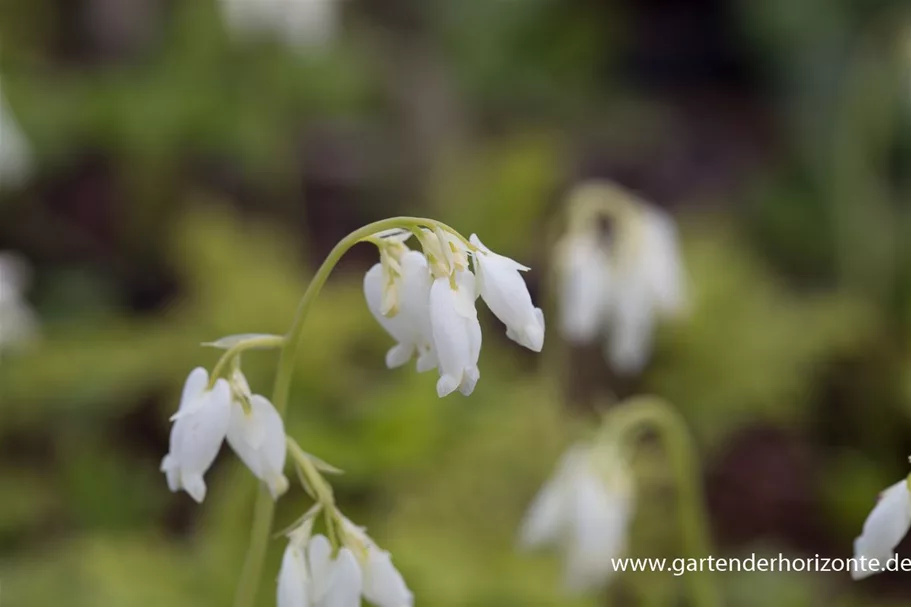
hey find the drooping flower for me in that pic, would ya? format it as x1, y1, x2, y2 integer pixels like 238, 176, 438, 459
469, 234, 544, 352
364, 249, 436, 372
220, 0, 338, 50
339, 516, 413, 607
555, 182, 687, 374
0, 79, 31, 189
161, 367, 232, 503
428, 270, 481, 397
278, 531, 363, 607
520, 443, 634, 594
363, 225, 545, 397
226, 371, 289, 499
555, 231, 612, 344
0, 252, 39, 351
852, 478, 911, 580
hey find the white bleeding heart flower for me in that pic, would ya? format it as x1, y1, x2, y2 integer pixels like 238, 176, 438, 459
469, 234, 544, 352
555, 231, 612, 344
226, 388, 289, 500
520, 443, 634, 594
852, 478, 911, 580
339, 516, 413, 607
364, 250, 436, 372
161, 367, 232, 503
278, 531, 364, 607
429, 270, 481, 397
555, 184, 687, 374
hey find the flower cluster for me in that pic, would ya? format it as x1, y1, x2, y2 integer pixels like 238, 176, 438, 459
554, 181, 686, 374
220, 0, 338, 49
159, 220, 544, 607
364, 228, 544, 397
0, 252, 39, 352
519, 442, 634, 593
852, 470, 911, 580
0, 79, 31, 189
278, 514, 412, 607
161, 366, 288, 503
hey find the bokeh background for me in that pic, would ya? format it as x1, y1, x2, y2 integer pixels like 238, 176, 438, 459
3, 0, 911, 605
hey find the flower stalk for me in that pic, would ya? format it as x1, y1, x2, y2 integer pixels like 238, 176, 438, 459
231, 216, 471, 607
600, 396, 720, 607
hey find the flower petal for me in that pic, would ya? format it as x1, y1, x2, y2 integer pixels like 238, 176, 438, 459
278, 544, 311, 607
556, 234, 611, 344
362, 547, 413, 607
321, 548, 363, 607
852, 480, 911, 580
173, 378, 232, 494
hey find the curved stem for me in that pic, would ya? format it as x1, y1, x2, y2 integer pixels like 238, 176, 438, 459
231, 216, 460, 607
207, 335, 286, 389
601, 397, 721, 607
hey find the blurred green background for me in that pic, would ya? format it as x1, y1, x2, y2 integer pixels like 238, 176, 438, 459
3, 0, 911, 605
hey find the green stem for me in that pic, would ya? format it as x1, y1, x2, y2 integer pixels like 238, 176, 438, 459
231, 216, 461, 607
207, 335, 286, 389
602, 397, 721, 607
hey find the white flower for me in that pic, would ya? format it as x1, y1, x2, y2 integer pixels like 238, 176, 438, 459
278, 532, 363, 607
555, 232, 612, 344
429, 270, 481, 397
520, 443, 634, 594
469, 234, 544, 352
555, 186, 687, 374
337, 516, 413, 607
364, 250, 436, 372
226, 381, 289, 500
221, 0, 338, 50
161, 367, 232, 503
0, 252, 39, 351
0, 80, 31, 189
852, 478, 911, 580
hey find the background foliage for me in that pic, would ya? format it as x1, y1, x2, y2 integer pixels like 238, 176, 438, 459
3, 0, 911, 605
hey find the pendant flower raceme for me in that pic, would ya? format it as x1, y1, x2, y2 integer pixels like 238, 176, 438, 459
852, 476, 911, 580
162, 365, 288, 502
519, 442, 635, 594
555, 182, 687, 374
363, 226, 544, 397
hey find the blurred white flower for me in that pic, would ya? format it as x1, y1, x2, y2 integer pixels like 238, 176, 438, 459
339, 516, 413, 607
0, 252, 39, 351
555, 231, 611, 344
852, 478, 911, 580
221, 0, 338, 50
226, 372, 289, 499
161, 367, 232, 503
0, 80, 31, 189
470, 234, 544, 352
278, 531, 363, 607
520, 443, 634, 594
556, 183, 687, 374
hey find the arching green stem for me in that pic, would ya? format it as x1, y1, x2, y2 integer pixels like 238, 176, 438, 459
600, 396, 721, 607
231, 216, 464, 607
